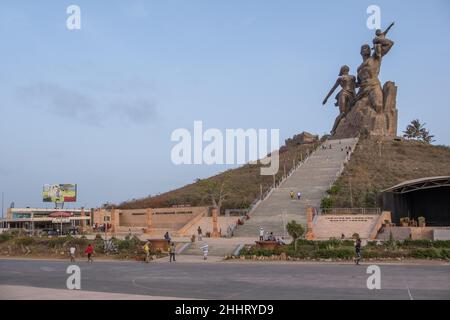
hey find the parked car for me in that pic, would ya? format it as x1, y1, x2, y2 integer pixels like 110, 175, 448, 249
41, 229, 59, 236
67, 227, 78, 235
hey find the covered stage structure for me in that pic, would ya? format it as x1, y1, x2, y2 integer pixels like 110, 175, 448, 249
382, 176, 450, 226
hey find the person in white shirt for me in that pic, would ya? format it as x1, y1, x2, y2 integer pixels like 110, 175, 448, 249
259, 227, 264, 241
69, 246, 76, 262
200, 244, 209, 261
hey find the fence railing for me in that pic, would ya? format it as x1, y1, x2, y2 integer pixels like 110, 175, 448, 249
318, 208, 382, 215
245, 142, 321, 218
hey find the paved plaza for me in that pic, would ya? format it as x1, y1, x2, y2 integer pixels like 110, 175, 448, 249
0, 258, 448, 300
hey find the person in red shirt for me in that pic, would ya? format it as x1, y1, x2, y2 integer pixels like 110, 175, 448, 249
85, 244, 94, 263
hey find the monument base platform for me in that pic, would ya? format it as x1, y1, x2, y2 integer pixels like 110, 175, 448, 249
333, 81, 398, 139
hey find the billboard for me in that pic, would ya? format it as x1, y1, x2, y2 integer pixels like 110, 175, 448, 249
43, 184, 77, 203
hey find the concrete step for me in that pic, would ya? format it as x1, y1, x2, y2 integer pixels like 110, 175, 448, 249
234, 138, 358, 237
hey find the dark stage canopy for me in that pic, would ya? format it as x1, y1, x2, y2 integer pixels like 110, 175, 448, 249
382, 176, 450, 226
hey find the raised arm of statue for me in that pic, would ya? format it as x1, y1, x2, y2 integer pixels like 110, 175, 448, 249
322, 80, 340, 105
373, 38, 394, 59
382, 22, 395, 37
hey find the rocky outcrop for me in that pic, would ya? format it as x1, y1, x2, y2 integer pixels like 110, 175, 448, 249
333, 81, 398, 139
285, 132, 319, 147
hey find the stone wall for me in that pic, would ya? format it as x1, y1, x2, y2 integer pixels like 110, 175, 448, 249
92, 206, 210, 234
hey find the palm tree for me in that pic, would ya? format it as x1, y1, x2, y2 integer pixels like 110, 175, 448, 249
421, 129, 435, 144
403, 119, 423, 140
403, 119, 435, 144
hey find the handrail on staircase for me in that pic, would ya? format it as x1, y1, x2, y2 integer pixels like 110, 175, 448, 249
244, 141, 322, 218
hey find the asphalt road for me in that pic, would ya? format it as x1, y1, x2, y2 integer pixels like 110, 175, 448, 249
0, 259, 449, 300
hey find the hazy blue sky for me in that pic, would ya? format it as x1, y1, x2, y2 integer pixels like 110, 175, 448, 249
1, 0, 449, 211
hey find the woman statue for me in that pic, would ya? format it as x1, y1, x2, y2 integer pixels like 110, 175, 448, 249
322, 65, 356, 134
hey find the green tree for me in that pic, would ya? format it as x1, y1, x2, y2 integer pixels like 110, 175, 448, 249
197, 174, 232, 214
286, 220, 305, 251
320, 197, 333, 209
403, 119, 435, 144
420, 128, 435, 144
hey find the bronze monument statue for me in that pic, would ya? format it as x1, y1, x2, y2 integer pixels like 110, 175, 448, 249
322, 65, 356, 134
323, 22, 398, 138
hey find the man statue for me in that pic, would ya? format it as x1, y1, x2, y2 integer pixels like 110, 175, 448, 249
354, 25, 395, 113
322, 65, 356, 134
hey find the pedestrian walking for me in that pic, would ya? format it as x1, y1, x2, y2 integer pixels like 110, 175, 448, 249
290, 190, 294, 200
169, 242, 176, 262
354, 238, 362, 265
85, 244, 94, 263
200, 244, 209, 261
143, 241, 151, 263
69, 245, 76, 262
164, 231, 171, 244
259, 227, 264, 241
297, 192, 302, 200
197, 226, 203, 241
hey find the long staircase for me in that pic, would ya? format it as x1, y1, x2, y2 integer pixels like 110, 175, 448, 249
234, 138, 359, 237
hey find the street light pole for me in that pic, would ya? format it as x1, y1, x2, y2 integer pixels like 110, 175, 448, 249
1, 192, 4, 218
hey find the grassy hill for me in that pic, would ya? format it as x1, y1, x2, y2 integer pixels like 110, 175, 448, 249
118, 138, 321, 210
118, 134, 450, 212
327, 137, 450, 208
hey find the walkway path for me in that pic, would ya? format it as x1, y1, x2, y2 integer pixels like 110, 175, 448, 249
234, 138, 359, 238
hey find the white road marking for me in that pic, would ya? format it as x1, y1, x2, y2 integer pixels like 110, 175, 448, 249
406, 286, 414, 300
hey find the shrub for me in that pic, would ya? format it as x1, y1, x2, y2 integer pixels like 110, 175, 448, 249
363, 249, 406, 259
67, 237, 89, 247
296, 244, 315, 252
439, 249, 450, 259
313, 248, 354, 260
47, 237, 69, 248
432, 241, 450, 248
284, 248, 310, 259
366, 241, 380, 247
320, 197, 333, 209
94, 241, 104, 254
0, 233, 13, 243
14, 237, 35, 246
401, 239, 433, 248
240, 247, 276, 257
295, 239, 315, 246
327, 185, 341, 195
409, 248, 440, 259
318, 239, 342, 250
116, 236, 143, 252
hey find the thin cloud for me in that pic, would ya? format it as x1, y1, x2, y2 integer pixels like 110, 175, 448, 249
110, 99, 158, 124
16, 83, 157, 125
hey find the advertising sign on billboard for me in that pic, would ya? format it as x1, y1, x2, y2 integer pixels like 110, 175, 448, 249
43, 184, 77, 203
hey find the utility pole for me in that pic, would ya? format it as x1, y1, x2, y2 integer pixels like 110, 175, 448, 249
1, 192, 4, 218
349, 177, 354, 208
